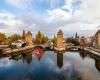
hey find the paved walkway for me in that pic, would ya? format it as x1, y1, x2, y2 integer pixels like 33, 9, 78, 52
84, 47, 100, 56
3, 46, 34, 55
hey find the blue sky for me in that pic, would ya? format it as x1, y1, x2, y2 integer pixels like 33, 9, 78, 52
0, 0, 65, 15
0, 0, 100, 37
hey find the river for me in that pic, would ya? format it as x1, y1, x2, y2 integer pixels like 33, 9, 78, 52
0, 51, 100, 80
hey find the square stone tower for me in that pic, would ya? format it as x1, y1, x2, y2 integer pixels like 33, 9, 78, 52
95, 30, 100, 49
25, 31, 33, 46
56, 29, 65, 51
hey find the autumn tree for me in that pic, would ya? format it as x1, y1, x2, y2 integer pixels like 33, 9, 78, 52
34, 31, 48, 45
66, 38, 80, 46
4, 38, 12, 44
42, 35, 48, 43
0, 32, 6, 44
9, 34, 22, 42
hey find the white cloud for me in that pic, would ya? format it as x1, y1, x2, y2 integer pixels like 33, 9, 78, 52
46, 8, 71, 22
0, 11, 25, 35
1, 0, 100, 37
62, 0, 72, 12
81, 0, 100, 18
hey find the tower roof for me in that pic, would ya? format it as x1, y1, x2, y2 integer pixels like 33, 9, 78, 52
96, 29, 100, 35
57, 29, 63, 35
26, 31, 32, 35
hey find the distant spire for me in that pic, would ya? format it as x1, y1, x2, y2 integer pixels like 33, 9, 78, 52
75, 32, 78, 38
22, 30, 25, 40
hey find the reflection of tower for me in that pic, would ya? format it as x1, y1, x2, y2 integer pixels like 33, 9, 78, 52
25, 31, 33, 46
57, 52, 63, 68
56, 29, 65, 51
79, 51, 87, 59
22, 53, 32, 64
95, 59, 100, 72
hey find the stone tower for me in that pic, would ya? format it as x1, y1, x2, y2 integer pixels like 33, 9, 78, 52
25, 31, 33, 46
95, 30, 100, 49
56, 29, 65, 51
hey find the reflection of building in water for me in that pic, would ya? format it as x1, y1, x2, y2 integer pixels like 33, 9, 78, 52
22, 53, 32, 64
79, 51, 88, 59
79, 50, 100, 72
57, 52, 63, 68
10, 53, 32, 64
95, 59, 100, 72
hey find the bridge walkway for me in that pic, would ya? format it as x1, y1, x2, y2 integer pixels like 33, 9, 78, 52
84, 48, 100, 56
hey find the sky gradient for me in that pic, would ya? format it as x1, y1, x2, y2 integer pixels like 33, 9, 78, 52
0, 0, 100, 37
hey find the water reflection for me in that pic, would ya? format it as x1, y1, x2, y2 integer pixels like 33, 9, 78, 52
79, 50, 100, 72
0, 51, 82, 80
0, 50, 100, 80
8, 50, 100, 73
22, 53, 32, 64
57, 52, 63, 68
9, 51, 64, 68
79, 51, 88, 59
9, 52, 32, 64
95, 59, 100, 72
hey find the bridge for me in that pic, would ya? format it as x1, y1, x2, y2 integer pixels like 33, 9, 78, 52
78, 29, 100, 57
0, 45, 9, 49
1, 29, 100, 56
1, 46, 34, 56
65, 45, 80, 50
0, 45, 49, 56
79, 29, 100, 49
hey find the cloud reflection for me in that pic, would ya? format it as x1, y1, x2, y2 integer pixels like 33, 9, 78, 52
0, 58, 14, 68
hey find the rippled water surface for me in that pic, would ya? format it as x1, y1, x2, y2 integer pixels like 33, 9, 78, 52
0, 51, 100, 80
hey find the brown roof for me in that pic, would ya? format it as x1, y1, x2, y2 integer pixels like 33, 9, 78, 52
26, 31, 32, 35
95, 29, 100, 36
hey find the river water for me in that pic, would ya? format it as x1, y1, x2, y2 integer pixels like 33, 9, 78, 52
0, 51, 100, 80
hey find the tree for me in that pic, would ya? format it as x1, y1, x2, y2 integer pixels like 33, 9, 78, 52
4, 38, 12, 44
42, 35, 48, 43
34, 31, 48, 45
10, 34, 22, 42
0, 32, 6, 44
66, 38, 80, 46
